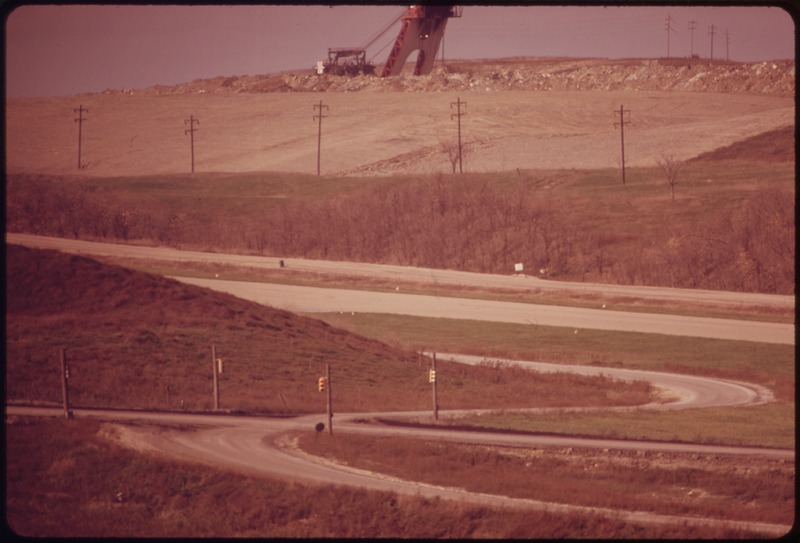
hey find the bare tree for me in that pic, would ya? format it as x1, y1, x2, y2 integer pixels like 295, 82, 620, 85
439, 139, 471, 174
656, 153, 684, 201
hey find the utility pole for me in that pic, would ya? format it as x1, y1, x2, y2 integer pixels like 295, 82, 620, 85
688, 20, 697, 57
450, 97, 466, 173
60, 348, 73, 419
613, 105, 630, 186
325, 364, 333, 435
74, 105, 88, 169
725, 28, 731, 61
430, 353, 439, 420
184, 115, 199, 173
211, 343, 220, 410
665, 14, 676, 58
313, 100, 328, 176
708, 24, 716, 60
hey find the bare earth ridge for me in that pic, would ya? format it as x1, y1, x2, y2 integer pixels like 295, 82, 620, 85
5, 58, 794, 177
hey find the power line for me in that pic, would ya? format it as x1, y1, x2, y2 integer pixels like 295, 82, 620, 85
708, 24, 717, 60
73, 104, 88, 170
313, 100, 329, 176
450, 97, 466, 174
665, 14, 677, 58
725, 28, 731, 61
613, 105, 630, 186
688, 20, 697, 57
184, 115, 199, 173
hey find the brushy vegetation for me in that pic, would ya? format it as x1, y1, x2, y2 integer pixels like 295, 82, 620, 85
297, 432, 794, 528
5, 245, 652, 413
6, 157, 794, 294
5, 417, 776, 538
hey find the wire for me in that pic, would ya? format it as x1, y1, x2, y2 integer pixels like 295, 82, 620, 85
360, 7, 407, 51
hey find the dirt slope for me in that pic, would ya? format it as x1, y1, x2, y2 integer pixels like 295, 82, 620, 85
690, 125, 794, 162
5, 57, 794, 176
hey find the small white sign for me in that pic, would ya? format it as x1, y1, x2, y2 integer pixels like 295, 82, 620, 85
514, 263, 524, 273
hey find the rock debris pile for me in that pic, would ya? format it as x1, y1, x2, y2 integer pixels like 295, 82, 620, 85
109, 58, 794, 98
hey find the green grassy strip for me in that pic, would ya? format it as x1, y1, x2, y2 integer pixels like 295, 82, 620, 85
318, 312, 795, 448
319, 313, 794, 387
449, 402, 795, 450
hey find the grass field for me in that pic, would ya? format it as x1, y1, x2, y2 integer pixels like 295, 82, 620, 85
297, 431, 794, 527
9, 417, 772, 538
5, 244, 655, 414
319, 313, 795, 400
6, 127, 794, 536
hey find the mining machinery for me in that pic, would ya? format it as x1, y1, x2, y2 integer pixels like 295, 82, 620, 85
318, 5, 462, 77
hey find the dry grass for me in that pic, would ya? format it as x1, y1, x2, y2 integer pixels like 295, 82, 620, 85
5, 244, 653, 414
297, 431, 794, 527
6, 155, 795, 295
6, 417, 775, 538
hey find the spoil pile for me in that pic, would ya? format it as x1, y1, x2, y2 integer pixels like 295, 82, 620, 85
108, 57, 794, 98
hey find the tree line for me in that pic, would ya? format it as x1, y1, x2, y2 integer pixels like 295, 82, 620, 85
6, 173, 794, 294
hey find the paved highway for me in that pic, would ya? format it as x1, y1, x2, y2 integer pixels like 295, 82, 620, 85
7, 233, 794, 344
173, 276, 794, 344
6, 233, 794, 309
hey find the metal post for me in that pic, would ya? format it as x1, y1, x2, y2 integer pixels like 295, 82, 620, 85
60, 348, 72, 419
211, 343, 219, 410
326, 364, 333, 435
432, 353, 439, 420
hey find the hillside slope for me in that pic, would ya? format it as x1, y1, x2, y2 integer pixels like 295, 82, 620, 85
5, 244, 425, 413
7, 57, 793, 176
6, 245, 653, 413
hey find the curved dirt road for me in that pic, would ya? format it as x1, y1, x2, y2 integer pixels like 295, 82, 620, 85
7, 356, 792, 536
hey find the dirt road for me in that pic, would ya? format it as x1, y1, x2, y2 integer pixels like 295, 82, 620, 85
7, 401, 792, 536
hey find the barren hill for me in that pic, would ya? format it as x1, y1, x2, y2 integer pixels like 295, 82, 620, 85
6, 57, 794, 176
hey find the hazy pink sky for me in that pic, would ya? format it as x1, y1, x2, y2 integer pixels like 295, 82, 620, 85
4, 3, 795, 97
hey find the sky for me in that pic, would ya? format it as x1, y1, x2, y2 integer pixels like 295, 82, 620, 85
4, 3, 796, 98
